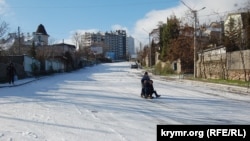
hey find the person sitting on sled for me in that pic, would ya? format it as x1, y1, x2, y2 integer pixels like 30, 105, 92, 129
143, 79, 151, 98
141, 72, 150, 97
148, 80, 161, 98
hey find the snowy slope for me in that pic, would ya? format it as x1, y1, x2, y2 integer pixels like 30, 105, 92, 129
0, 62, 250, 141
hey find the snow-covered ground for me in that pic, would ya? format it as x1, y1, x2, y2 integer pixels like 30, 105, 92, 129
1, 62, 250, 141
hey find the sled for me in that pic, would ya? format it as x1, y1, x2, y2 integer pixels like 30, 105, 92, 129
140, 94, 160, 99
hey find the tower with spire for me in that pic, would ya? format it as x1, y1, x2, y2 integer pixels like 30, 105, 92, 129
33, 24, 49, 46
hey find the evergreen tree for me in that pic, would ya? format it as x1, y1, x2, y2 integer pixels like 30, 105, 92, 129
243, 12, 250, 49
159, 15, 180, 61
224, 17, 240, 52
28, 41, 36, 58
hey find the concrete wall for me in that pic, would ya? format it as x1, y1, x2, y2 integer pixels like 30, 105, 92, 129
45, 60, 64, 72
227, 50, 250, 70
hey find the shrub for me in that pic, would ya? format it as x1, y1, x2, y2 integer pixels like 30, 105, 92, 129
154, 61, 175, 75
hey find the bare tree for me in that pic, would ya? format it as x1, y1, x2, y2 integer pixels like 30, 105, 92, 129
0, 19, 9, 55
0, 19, 8, 38
48, 37, 57, 45
72, 31, 82, 50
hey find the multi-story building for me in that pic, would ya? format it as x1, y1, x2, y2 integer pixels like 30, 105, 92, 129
81, 32, 105, 48
80, 30, 131, 60
81, 32, 92, 47
127, 36, 135, 57
105, 30, 127, 60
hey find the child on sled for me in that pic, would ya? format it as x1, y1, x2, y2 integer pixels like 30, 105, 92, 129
142, 79, 161, 99
148, 80, 161, 98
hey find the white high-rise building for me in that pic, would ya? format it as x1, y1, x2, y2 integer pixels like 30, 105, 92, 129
81, 32, 105, 48
127, 36, 135, 57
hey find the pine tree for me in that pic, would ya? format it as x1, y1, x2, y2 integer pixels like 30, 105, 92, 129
159, 15, 180, 61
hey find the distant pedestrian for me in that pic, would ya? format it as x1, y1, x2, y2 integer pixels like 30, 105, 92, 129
6, 62, 17, 84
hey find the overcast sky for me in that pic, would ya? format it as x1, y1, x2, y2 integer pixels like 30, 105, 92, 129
0, 0, 248, 48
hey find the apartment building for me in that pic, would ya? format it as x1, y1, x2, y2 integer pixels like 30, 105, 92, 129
105, 30, 127, 60
80, 30, 131, 60
81, 32, 104, 48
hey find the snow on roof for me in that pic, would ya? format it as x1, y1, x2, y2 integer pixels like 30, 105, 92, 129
24, 34, 33, 42
0, 36, 15, 50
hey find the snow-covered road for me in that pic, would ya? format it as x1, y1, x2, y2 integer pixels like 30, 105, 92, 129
1, 62, 250, 141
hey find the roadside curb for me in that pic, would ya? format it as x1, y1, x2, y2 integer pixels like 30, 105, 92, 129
138, 70, 250, 95
0, 77, 47, 88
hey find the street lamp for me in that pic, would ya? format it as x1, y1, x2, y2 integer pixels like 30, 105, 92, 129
142, 28, 151, 67
181, 1, 205, 78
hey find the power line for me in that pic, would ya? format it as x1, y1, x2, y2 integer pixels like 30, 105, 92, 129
9, 1, 177, 9
199, 9, 241, 18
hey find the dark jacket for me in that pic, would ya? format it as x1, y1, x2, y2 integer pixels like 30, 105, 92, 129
148, 83, 154, 94
141, 75, 150, 84
6, 64, 16, 76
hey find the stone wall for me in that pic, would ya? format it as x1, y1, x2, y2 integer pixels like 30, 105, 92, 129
197, 60, 226, 79
197, 49, 250, 81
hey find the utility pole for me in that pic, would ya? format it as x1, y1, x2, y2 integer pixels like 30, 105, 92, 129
148, 33, 151, 67
18, 26, 21, 55
142, 28, 151, 68
193, 10, 197, 78
181, 1, 205, 78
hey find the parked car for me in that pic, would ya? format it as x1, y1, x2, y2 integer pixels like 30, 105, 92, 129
131, 63, 138, 69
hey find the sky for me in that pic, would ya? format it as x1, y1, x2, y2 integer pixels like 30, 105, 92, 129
0, 62, 250, 140
0, 0, 249, 48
